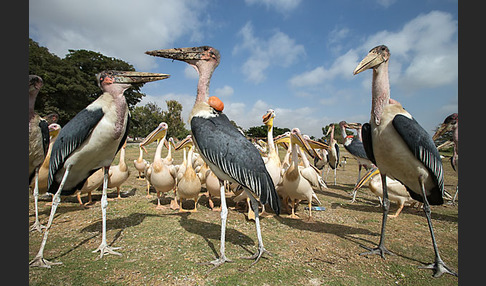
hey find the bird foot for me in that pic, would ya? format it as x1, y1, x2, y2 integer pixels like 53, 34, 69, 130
241, 246, 272, 266
419, 258, 458, 278
359, 244, 394, 259
199, 255, 234, 273
92, 243, 122, 258
169, 200, 180, 210
29, 221, 46, 233
29, 255, 63, 268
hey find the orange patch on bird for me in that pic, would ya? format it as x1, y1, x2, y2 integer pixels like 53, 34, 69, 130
208, 96, 224, 112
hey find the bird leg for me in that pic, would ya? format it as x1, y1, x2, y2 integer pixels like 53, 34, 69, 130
241, 192, 272, 265
247, 197, 256, 221
418, 178, 457, 277
203, 180, 233, 272
145, 179, 152, 198
360, 173, 394, 258
92, 166, 122, 258
290, 199, 299, 218
349, 165, 363, 203
388, 202, 405, 218
30, 167, 46, 233
29, 165, 72, 268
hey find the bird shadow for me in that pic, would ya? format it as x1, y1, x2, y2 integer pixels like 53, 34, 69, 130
164, 212, 255, 259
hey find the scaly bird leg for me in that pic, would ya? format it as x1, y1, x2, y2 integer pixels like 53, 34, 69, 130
241, 191, 272, 266
360, 173, 394, 258
92, 166, 122, 258
30, 165, 73, 268
30, 167, 46, 233
418, 177, 457, 277
201, 180, 233, 272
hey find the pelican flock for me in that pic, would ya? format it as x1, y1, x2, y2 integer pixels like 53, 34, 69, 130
28, 42, 457, 280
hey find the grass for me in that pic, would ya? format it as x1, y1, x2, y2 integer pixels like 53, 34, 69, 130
29, 142, 458, 285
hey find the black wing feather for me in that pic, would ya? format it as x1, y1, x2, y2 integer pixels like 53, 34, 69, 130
345, 139, 368, 159
47, 108, 104, 194
191, 113, 280, 215
362, 123, 376, 165
39, 119, 50, 157
392, 114, 444, 205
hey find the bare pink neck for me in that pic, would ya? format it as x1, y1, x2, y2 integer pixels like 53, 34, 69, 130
195, 65, 214, 104
371, 61, 390, 125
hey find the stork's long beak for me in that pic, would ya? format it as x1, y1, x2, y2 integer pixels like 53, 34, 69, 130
291, 128, 314, 158
353, 167, 380, 192
432, 123, 450, 141
174, 135, 193, 151
274, 132, 290, 145
346, 122, 361, 129
353, 51, 387, 75
112, 71, 170, 84
146, 46, 212, 62
140, 123, 168, 147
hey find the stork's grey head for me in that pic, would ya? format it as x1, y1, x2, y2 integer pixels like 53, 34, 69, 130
29, 75, 43, 95
353, 45, 390, 75
146, 46, 221, 73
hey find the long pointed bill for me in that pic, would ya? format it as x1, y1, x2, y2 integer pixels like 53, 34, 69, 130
432, 123, 449, 141
105, 71, 170, 84
291, 128, 315, 158
353, 52, 387, 75
353, 167, 380, 192
274, 132, 290, 145
146, 46, 212, 62
174, 135, 193, 151
140, 123, 168, 147
346, 122, 361, 130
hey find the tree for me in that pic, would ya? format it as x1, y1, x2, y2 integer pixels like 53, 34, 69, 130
129, 100, 190, 140
245, 125, 290, 138
162, 100, 190, 140
29, 38, 148, 126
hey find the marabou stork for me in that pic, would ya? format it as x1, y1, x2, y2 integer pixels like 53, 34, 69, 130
146, 46, 280, 268
29, 75, 49, 232
338, 121, 374, 202
29, 71, 169, 268
432, 113, 458, 204
354, 45, 457, 277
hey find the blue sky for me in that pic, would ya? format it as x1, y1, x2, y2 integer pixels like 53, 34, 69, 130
29, 0, 458, 138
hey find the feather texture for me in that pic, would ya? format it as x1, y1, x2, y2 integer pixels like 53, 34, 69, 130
191, 113, 280, 215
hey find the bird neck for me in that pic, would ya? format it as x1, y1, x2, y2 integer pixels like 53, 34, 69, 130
29, 92, 38, 121
154, 137, 166, 161
119, 147, 127, 170
195, 64, 214, 104
267, 122, 276, 154
371, 62, 390, 126
339, 125, 347, 142
138, 147, 144, 160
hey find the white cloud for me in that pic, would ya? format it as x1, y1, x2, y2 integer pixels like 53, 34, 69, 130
376, 0, 397, 8
244, 0, 302, 13
214, 85, 234, 98
234, 22, 305, 84
29, 0, 209, 70
289, 49, 358, 87
290, 10, 457, 93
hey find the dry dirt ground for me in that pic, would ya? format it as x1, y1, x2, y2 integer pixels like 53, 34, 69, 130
29, 142, 458, 285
